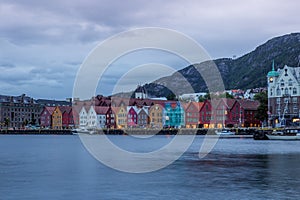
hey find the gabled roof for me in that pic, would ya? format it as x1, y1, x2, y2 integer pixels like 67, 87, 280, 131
111, 107, 120, 114
149, 104, 164, 112
137, 107, 149, 115
198, 102, 204, 110
238, 99, 260, 110
217, 98, 236, 110
184, 102, 202, 112
225, 98, 236, 109
127, 106, 139, 113
94, 106, 110, 115
210, 98, 221, 109
44, 106, 56, 115
59, 106, 72, 114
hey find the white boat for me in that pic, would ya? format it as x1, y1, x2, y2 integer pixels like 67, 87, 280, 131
215, 129, 235, 135
72, 127, 94, 135
266, 128, 300, 140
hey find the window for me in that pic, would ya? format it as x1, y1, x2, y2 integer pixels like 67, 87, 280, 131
288, 79, 293, 86
293, 88, 297, 95
276, 98, 281, 104
293, 97, 298, 103
284, 88, 289, 95
276, 87, 281, 96
293, 106, 298, 113
280, 79, 284, 86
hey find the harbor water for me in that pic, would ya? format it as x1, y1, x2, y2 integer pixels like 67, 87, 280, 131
1, 135, 300, 200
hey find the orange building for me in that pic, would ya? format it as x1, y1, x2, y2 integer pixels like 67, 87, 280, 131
52, 106, 62, 129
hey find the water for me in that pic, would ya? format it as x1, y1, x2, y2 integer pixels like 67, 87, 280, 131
1, 135, 300, 200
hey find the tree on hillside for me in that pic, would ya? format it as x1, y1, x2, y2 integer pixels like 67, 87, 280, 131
198, 93, 210, 102
218, 92, 234, 99
199, 92, 233, 102
254, 92, 268, 122
166, 93, 177, 101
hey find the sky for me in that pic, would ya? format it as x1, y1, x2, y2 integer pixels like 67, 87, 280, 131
0, 0, 299, 99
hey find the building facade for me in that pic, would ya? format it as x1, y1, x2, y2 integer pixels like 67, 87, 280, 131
185, 102, 202, 128
127, 106, 138, 128
94, 106, 110, 129
137, 107, 149, 128
149, 104, 164, 129
199, 100, 214, 128
116, 106, 127, 129
164, 102, 184, 128
0, 94, 41, 129
52, 106, 62, 129
40, 107, 55, 128
267, 63, 300, 127
79, 107, 88, 127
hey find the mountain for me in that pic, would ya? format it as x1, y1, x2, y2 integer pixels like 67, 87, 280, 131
141, 33, 300, 98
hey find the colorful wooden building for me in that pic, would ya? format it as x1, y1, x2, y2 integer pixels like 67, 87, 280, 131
52, 106, 62, 129
185, 102, 202, 128
149, 104, 164, 129
40, 106, 55, 128
164, 102, 184, 128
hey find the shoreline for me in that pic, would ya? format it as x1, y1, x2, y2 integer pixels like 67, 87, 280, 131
0, 128, 257, 136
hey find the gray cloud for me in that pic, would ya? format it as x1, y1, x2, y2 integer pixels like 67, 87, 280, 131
0, 0, 299, 98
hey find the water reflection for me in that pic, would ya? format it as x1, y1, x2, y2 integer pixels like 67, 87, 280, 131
178, 152, 300, 199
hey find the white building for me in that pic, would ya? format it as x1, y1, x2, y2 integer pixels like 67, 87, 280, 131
95, 106, 109, 128
267, 61, 300, 127
87, 106, 97, 128
87, 106, 109, 129
79, 107, 88, 127
134, 85, 148, 99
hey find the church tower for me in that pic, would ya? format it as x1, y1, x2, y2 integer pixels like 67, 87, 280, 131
267, 60, 279, 98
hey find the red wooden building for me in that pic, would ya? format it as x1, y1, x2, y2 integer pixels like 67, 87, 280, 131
40, 107, 55, 128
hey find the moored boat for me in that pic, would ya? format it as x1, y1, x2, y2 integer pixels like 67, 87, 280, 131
215, 129, 235, 135
72, 127, 95, 135
266, 128, 300, 140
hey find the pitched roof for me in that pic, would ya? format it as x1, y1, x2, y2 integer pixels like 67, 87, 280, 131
59, 106, 72, 114
238, 99, 260, 110
184, 102, 202, 111
44, 106, 56, 114
224, 98, 237, 109
198, 102, 204, 110
111, 107, 120, 114
94, 106, 109, 115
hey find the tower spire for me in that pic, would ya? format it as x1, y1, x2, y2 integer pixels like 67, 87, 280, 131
272, 60, 275, 71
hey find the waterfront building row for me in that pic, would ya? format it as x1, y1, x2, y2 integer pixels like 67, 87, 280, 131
0, 93, 261, 129
75, 98, 260, 129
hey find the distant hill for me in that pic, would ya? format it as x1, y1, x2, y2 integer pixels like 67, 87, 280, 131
140, 33, 300, 98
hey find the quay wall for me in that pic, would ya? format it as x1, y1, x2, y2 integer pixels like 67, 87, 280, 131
0, 128, 258, 135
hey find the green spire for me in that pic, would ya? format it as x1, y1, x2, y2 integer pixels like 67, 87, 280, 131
267, 60, 279, 77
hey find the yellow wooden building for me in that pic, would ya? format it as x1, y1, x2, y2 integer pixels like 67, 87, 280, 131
116, 106, 127, 129
52, 106, 62, 129
149, 104, 164, 129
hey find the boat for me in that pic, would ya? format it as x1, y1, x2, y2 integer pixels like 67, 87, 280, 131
266, 128, 300, 140
72, 127, 94, 135
215, 129, 235, 135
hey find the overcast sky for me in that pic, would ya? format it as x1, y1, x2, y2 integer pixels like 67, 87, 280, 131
0, 0, 299, 99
